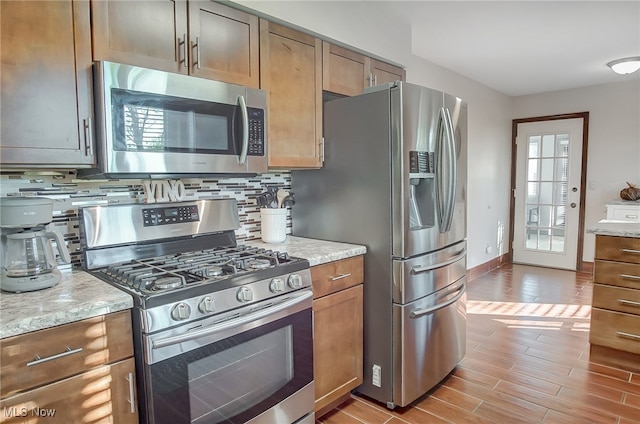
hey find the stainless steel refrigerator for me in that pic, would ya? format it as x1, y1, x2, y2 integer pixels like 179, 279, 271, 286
292, 81, 467, 408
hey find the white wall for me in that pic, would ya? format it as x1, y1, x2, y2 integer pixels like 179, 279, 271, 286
513, 80, 640, 262
232, 0, 514, 269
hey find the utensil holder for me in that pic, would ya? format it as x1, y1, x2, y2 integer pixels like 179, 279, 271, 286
260, 208, 287, 243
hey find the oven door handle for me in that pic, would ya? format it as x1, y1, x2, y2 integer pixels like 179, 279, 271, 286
152, 290, 312, 350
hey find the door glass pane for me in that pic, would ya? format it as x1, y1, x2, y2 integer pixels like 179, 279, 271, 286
528, 136, 541, 158
524, 132, 569, 254
540, 159, 554, 180
541, 135, 555, 157
527, 182, 539, 204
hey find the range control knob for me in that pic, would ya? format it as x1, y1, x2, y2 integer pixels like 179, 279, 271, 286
270, 278, 285, 293
198, 296, 215, 314
171, 302, 191, 321
288, 274, 303, 289
237, 287, 254, 302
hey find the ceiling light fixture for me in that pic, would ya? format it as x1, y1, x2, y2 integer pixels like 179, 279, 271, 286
606, 56, 640, 75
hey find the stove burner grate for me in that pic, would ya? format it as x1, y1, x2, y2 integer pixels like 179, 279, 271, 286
98, 245, 298, 295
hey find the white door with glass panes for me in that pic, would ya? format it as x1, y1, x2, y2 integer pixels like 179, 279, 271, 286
513, 118, 583, 270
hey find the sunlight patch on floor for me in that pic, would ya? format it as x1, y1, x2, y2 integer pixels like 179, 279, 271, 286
467, 300, 591, 319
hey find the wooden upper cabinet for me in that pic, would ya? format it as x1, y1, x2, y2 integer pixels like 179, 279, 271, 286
91, 0, 188, 74
322, 42, 367, 96
323, 41, 405, 96
188, 1, 259, 86
91, 0, 259, 87
0, 0, 94, 167
260, 20, 323, 169
367, 57, 406, 86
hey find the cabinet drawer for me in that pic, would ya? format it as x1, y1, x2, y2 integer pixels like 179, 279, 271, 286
0, 358, 138, 424
589, 308, 640, 355
609, 207, 640, 222
1, 311, 133, 398
311, 256, 364, 299
594, 260, 640, 290
592, 284, 640, 315
595, 235, 640, 264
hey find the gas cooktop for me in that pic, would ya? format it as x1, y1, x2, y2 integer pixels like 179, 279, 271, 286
80, 199, 312, 329
100, 245, 298, 295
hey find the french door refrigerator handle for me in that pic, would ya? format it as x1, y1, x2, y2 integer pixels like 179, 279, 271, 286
435, 107, 447, 231
442, 107, 457, 232
410, 249, 466, 274
409, 281, 466, 318
436, 106, 457, 233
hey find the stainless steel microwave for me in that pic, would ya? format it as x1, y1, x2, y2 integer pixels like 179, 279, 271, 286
80, 61, 267, 178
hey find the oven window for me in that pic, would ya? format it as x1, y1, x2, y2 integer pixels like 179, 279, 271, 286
147, 308, 313, 424
188, 326, 293, 423
111, 88, 238, 154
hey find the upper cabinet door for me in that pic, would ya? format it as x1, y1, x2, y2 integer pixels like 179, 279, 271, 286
367, 58, 406, 86
92, 0, 189, 74
322, 42, 367, 97
0, 0, 94, 167
188, 1, 259, 87
92, 0, 259, 87
260, 20, 323, 169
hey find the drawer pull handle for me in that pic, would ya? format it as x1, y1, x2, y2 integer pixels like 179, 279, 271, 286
330, 273, 352, 281
625, 214, 638, 219
620, 274, 640, 281
126, 372, 136, 413
618, 299, 640, 307
27, 346, 83, 367
617, 331, 640, 341
621, 248, 640, 254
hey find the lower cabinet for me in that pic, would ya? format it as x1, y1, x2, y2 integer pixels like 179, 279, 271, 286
590, 235, 640, 372
0, 358, 137, 423
0, 311, 138, 423
311, 256, 364, 416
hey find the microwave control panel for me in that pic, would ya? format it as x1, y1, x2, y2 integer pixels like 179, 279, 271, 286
142, 205, 200, 227
247, 108, 265, 156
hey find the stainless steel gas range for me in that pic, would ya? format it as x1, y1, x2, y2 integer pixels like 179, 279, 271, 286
79, 199, 314, 424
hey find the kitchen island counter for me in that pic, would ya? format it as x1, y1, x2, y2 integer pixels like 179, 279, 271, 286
0, 269, 133, 339
587, 220, 640, 238
245, 235, 366, 266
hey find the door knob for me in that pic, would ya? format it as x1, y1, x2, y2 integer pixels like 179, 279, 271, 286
570, 203, 577, 208
572, 187, 578, 192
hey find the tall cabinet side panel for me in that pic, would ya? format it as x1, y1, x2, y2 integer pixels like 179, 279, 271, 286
292, 89, 396, 403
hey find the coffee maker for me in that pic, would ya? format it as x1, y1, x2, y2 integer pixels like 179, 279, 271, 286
0, 197, 71, 293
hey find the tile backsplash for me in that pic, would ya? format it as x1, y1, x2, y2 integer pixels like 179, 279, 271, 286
0, 171, 292, 267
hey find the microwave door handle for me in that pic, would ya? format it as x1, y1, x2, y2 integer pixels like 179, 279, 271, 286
237, 95, 249, 165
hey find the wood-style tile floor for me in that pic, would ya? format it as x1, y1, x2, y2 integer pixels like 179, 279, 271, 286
317, 264, 640, 424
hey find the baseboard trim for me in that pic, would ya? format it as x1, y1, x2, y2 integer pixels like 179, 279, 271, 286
580, 261, 594, 274
467, 252, 510, 282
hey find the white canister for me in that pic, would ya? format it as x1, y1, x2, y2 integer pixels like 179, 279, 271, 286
260, 208, 287, 243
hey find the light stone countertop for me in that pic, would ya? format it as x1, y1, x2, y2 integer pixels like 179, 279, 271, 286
587, 220, 640, 238
245, 235, 366, 266
0, 237, 363, 339
0, 269, 133, 339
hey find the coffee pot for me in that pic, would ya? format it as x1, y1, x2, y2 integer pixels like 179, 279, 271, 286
0, 197, 72, 292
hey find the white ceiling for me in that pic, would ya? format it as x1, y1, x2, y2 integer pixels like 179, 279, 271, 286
379, 1, 640, 96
